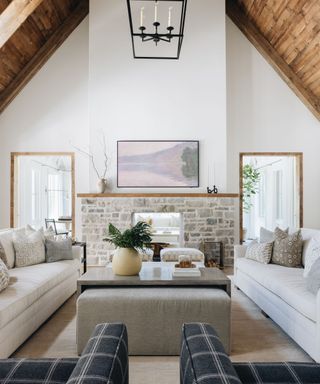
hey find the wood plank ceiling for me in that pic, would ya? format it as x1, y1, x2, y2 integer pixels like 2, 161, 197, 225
0, 0, 319, 120
0, 0, 88, 113
227, 0, 320, 120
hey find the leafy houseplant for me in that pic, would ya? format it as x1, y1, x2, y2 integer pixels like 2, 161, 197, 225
104, 222, 152, 276
243, 164, 260, 213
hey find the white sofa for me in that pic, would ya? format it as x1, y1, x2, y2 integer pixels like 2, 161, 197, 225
0, 229, 81, 358
234, 228, 320, 362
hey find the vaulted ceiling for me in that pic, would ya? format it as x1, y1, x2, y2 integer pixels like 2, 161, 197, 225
0, 0, 319, 120
0, 0, 88, 114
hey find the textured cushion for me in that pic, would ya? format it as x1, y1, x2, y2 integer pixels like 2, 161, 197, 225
0, 259, 79, 329
306, 257, 320, 295
180, 323, 241, 384
0, 260, 9, 293
0, 243, 8, 269
0, 358, 78, 384
67, 323, 128, 384
13, 229, 45, 268
272, 228, 303, 267
236, 258, 316, 321
45, 238, 73, 263
245, 242, 273, 264
27, 224, 55, 241
303, 238, 320, 277
233, 362, 320, 384
0, 231, 16, 269
260, 227, 288, 243
160, 248, 204, 262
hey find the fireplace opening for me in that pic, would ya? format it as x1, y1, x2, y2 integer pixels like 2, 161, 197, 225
132, 212, 183, 247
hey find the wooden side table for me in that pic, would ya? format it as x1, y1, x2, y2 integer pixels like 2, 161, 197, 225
73, 241, 87, 274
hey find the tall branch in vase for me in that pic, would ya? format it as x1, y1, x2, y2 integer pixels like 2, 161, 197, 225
72, 134, 109, 193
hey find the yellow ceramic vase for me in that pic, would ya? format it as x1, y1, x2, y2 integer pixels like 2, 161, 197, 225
112, 247, 142, 276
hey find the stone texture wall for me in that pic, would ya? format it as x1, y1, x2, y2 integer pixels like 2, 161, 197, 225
80, 197, 238, 266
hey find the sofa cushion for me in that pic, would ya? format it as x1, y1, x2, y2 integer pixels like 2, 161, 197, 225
0, 260, 9, 293
0, 358, 78, 384
245, 242, 273, 264
0, 259, 79, 329
306, 257, 320, 295
0, 231, 16, 269
303, 238, 320, 277
233, 362, 320, 384
300, 228, 320, 266
236, 258, 316, 321
272, 228, 303, 267
260, 227, 288, 243
13, 229, 45, 268
45, 238, 73, 263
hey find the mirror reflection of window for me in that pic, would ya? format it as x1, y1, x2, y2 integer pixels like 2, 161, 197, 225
12, 154, 74, 234
241, 154, 302, 242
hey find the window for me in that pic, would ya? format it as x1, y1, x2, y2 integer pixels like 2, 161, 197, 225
275, 170, 283, 220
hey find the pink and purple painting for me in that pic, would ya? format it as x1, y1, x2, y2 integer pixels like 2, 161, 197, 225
117, 141, 199, 188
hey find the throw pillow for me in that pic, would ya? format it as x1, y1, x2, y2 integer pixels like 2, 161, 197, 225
260, 226, 288, 243
0, 243, 9, 268
306, 257, 320, 295
45, 238, 73, 263
303, 238, 320, 277
13, 229, 45, 268
26, 224, 55, 241
0, 231, 16, 269
0, 259, 10, 293
245, 241, 273, 264
272, 227, 303, 267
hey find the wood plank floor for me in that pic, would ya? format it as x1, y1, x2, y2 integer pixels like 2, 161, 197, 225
13, 279, 312, 384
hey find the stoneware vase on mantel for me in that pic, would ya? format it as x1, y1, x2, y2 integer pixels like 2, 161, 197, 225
97, 178, 107, 194
112, 247, 142, 276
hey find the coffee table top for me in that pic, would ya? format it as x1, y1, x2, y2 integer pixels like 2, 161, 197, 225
77, 262, 231, 295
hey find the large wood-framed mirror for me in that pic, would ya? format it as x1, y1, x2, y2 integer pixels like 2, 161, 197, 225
10, 152, 75, 236
239, 152, 303, 243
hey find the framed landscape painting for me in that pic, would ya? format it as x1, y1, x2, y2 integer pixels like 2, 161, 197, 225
117, 140, 199, 188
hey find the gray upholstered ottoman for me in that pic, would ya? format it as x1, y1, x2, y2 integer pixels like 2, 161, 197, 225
77, 287, 230, 355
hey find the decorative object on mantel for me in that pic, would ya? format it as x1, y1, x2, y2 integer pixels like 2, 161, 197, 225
72, 134, 109, 194
117, 140, 199, 188
104, 222, 152, 276
207, 185, 218, 194
126, 0, 187, 59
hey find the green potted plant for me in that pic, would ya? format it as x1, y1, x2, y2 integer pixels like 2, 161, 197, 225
104, 221, 152, 276
243, 164, 260, 213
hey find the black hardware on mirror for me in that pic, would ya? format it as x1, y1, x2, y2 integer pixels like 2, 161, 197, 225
127, 0, 188, 59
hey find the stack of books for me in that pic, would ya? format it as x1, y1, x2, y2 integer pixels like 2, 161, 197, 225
172, 266, 201, 277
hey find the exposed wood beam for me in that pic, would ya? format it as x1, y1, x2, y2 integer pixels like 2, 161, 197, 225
226, 0, 320, 121
0, 0, 45, 49
0, 0, 89, 114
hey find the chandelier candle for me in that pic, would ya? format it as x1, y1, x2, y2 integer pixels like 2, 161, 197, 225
127, 0, 188, 59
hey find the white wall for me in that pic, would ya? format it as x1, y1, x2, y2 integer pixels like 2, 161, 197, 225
0, 18, 89, 235
226, 17, 320, 229
88, 0, 227, 193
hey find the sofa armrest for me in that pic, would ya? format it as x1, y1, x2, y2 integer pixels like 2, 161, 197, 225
67, 323, 128, 384
72, 245, 82, 261
180, 323, 242, 384
234, 244, 247, 260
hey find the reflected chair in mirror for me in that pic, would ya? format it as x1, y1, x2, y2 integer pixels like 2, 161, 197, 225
45, 219, 69, 237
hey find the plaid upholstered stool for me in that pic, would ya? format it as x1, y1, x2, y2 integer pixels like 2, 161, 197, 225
180, 323, 320, 384
0, 323, 128, 384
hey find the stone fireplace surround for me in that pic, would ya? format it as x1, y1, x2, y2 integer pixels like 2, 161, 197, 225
78, 193, 239, 266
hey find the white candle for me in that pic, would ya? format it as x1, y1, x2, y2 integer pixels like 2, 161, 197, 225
154, 1, 158, 22
140, 7, 144, 27
168, 6, 173, 26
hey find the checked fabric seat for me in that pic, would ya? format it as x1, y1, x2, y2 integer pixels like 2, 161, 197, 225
0, 323, 128, 384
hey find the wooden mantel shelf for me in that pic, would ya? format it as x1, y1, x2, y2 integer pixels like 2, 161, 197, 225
77, 193, 239, 198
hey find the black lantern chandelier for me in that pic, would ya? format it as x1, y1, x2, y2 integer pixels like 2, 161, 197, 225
127, 0, 188, 59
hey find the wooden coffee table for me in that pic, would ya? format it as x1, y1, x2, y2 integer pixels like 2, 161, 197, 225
77, 262, 231, 296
